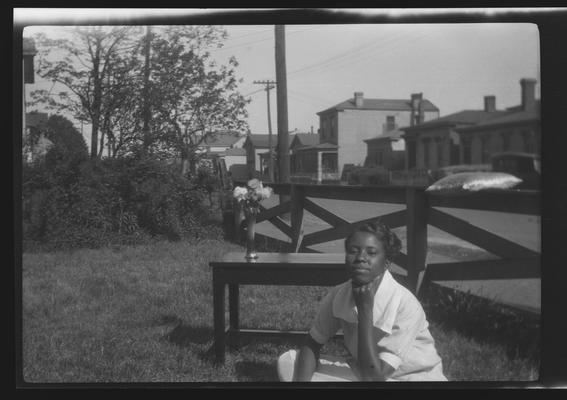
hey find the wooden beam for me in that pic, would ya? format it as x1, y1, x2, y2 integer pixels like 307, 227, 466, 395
427, 190, 540, 215
428, 208, 539, 259
406, 188, 428, 293
302, 184, 407, 204
290, 185, 305, 252
303, 197, 350, 227
301, 210, 406, 248
424, 258, 540, 281
256, 202, 292, 223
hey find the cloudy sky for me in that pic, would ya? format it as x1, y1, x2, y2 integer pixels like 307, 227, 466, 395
17, 9, 542, 144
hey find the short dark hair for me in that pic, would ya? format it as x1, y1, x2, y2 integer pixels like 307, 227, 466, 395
344, 220, 402, 260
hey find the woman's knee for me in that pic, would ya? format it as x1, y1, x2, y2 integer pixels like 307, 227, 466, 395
277, 349, 298, 382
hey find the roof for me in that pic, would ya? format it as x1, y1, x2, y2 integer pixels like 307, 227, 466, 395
290, 133, 320, 149
457, 107, 540, 132
23, 37, 37, 56
244, 134, 272, 148
224, 148, 246, 156
491, 151, 540, 160
401, 110, 510, 132
26, 112, 48, 128
294, 142, 338, 152
364, 129, 404, 142
317, 97, 439, 115
202, 131, 243, 147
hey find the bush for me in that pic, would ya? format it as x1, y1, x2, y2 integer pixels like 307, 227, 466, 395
23, 153, 221, 251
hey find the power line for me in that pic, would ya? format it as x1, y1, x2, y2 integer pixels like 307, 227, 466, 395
242, 88, 266, 97
212, 26, 325, 54
287, 27, 435, 78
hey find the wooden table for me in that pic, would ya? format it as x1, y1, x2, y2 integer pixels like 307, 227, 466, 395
209, 252, 350, 363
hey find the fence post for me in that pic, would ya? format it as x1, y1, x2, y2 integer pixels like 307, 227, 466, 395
290, 184, 305, 252
406, 187, 428, 294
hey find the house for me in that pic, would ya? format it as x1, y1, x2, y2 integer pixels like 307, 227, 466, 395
198, 130, 246, 156
22, 37, 37, 160
242, 134, 273, 179
316, 92, 440, 178
455, 79, 540, 165
288, 133, 321, 178
224, 147, 248, 181
399, 97, 508, 170
363, 129, 406, 171
23, 112, 52, 163
400, 78, 540, 173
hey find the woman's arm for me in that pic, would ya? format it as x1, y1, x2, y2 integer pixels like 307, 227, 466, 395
353, 279, 396, 381
356, 306, 395, 381
294, 334, 323, 381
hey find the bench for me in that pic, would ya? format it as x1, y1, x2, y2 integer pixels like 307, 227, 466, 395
209, 252, 407, 363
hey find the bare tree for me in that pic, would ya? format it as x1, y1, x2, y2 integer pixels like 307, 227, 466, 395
30, 26, 143, 158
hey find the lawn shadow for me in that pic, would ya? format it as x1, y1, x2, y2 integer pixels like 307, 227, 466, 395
421, 283, 540, 362
234, 360, 279, 382
164, 321, 214, 346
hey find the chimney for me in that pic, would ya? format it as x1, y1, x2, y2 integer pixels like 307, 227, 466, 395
410, 93, 423, 126
484, 96, 496, 112
354, 92, 364, 108
520, 78, 537, 112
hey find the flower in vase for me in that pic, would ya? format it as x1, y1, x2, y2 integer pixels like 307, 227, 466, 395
233, 179, 273, 215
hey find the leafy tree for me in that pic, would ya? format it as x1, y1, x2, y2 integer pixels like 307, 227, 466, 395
28, 25, 249, 167
147, 26, 249, 174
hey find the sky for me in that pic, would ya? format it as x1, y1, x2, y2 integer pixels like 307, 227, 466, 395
17, 9, 542, 147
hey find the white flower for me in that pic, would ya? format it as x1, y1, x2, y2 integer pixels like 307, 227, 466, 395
233, 186, 248, 201
258, 186, 273, 200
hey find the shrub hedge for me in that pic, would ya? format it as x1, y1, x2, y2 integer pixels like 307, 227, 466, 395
23, 153, 222, 251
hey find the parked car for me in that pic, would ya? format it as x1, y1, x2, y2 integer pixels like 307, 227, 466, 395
490, 152, 540, 190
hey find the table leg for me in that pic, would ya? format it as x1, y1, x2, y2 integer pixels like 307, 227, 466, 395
212, 273, 225, 364
228, 284, 239, 348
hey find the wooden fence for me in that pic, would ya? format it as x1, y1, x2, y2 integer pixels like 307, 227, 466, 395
230, 182, 540, 299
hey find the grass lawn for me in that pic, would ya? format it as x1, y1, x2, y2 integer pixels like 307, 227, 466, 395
21, 238, 540, 383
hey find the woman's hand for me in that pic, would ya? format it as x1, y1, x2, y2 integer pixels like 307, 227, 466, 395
352, 275, 380, 312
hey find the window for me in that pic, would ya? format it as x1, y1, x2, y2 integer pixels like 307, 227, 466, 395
330, 117, 335, 138
501, 131, 512, 152
423, 138, 430, 168
462, 137, 472, 164
407, 140, 416, 169
386, 116, 396, 131
377, 149, 384, 166
436, 138, 444, 167
480, 135, 491, 164
522, 130, 535, 153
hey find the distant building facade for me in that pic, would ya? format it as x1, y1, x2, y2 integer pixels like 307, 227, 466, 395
22, 37, 38, 160
242, 134, 272, 179
363, 129, 406, 171
455, 79, 540, 165
400, 78, 540, 173
316, 92, 440, 177
400, 96, 507, 170
23, 112, 52, 163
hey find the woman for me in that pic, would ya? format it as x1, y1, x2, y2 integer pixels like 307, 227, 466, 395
277, 220, 447, 382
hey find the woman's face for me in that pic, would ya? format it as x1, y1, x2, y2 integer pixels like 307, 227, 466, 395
345, 231, 388, 287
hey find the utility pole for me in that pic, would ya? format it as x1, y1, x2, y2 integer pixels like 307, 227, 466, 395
253, 80, 276, 182
275, 25, 290, 184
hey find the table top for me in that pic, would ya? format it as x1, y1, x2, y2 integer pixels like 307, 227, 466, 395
210, 252, 347, 269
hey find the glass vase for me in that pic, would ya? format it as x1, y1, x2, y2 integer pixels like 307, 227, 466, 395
245, 211, 258, 261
